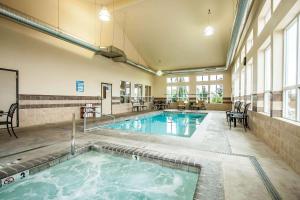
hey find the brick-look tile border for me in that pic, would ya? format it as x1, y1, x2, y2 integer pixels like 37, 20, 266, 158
19, 94, 101, 101
18, 94, 126, 109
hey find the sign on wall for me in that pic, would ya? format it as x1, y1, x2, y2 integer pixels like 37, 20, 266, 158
76, 80, 84, 93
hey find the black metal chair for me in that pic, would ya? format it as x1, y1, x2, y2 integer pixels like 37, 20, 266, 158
229, 103, 251, 131
0, 103, 18, 138
226, 101, 242, 122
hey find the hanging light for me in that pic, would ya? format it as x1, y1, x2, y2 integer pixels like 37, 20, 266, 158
204, 9, 214, 36
99, 6, 111, 22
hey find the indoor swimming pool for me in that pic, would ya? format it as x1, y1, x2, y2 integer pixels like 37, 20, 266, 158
101, 111, 207, 137
0, 151, 198, 200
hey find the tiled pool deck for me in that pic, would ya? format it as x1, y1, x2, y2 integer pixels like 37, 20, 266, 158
0, 110, 299, 200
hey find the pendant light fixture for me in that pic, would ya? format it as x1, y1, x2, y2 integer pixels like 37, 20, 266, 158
99, 6, 111, 22
204, 9, 214, 36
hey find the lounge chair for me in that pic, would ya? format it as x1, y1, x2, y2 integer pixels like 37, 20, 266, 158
0, 103, 18, 138
229, 103, 251, 131
191, 100, 206, 110
177, 100, 186, 110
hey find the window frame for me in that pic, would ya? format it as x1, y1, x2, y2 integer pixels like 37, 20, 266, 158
196, 85, 209, 103
283, 16, 300, 122
263, 45, 272, 115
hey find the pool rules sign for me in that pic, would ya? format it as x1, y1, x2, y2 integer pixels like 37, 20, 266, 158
76, 80, 84, 93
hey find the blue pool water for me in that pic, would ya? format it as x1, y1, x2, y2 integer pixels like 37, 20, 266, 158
0, 151, 198, 200
102, 112, 207, 137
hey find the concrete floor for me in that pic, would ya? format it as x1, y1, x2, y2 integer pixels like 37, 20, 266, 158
0, 110, 299, 200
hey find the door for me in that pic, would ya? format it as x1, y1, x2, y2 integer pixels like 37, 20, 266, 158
101, 83, 112, 115
0, 68, 19, 126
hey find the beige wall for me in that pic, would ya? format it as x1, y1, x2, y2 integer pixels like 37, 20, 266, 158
0, 18, 154, 126
0, 0, 147, 64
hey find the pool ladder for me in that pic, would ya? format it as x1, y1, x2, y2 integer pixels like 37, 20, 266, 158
71, 113, 76, 155
83, 109, 115, 132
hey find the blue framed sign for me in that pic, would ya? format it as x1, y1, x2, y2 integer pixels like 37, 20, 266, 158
76, 80, 84, 92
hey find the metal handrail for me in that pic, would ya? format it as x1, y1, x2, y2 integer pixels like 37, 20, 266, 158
83, 109, 115, 133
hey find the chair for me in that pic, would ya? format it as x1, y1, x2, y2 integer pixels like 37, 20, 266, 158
131, 101, 140, 112
229, 103, 251, 131
177, 100, 186, 110
139, 100, 147, 111
191, 100, 206, 110
0, 103, 18, 138
226, 101, 242, 122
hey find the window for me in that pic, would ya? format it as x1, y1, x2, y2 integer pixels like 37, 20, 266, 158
273, 0, 281, 11
240, 67, 245, 97
196, 85, 209, 103
145, 85, 151, 102
134, 84, 143, 101
120, 81, 131, 103
246, 30, 253, 53
258, 0, 271, 35
283, 17, 300, 121
166, 77, 178, 83
210, 75, 217, 81
166, 86, 177, 102
246, 59, 253, 95
196, 75, 209, 82
241, 46, 246, 64
177, 86, 189, 101
234, 75, 240, 97
217, 74, 224, 80
178, 77, 189, 82
236, 58, 240, 71
210, 74, 223, 81
210, 85, 223, 103
246, 59, 253, 106
263, 45, 272, 114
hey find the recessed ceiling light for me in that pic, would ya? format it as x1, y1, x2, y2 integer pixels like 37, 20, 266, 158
99, 7, 111, 22
156, 70, 163, 76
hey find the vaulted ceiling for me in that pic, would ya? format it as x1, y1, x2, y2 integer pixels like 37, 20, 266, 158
102, 0, 237, 71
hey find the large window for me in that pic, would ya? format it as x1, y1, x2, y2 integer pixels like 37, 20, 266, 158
167, 77, 189, 83
273, 0, 281, 11
120, 81, 131, 103
177, 86, 189, 101
166, 86, 189, 102
166, 86, 177, 102
196, 75, 208, 82
240, 67, 245, 97
263, 45, 272, 114
196, 85, 209, 102
234, 75, 240, 97
178, 77, 189, 83
246, 59, 253, 106
210, 84, 223, 103
166, 77, 178, 83
210, 74, 223, 81
246, 30, 253, 53
145, 85, 151, 102
258, 0, 271, 35
134, 84, 143, 101
283, 17, 300, 121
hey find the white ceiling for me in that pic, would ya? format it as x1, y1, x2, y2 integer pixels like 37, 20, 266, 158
105, 0, 237, 70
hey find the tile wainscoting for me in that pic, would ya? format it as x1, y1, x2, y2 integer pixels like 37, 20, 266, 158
248, 111, 300, 174
18, 94, 150, 127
